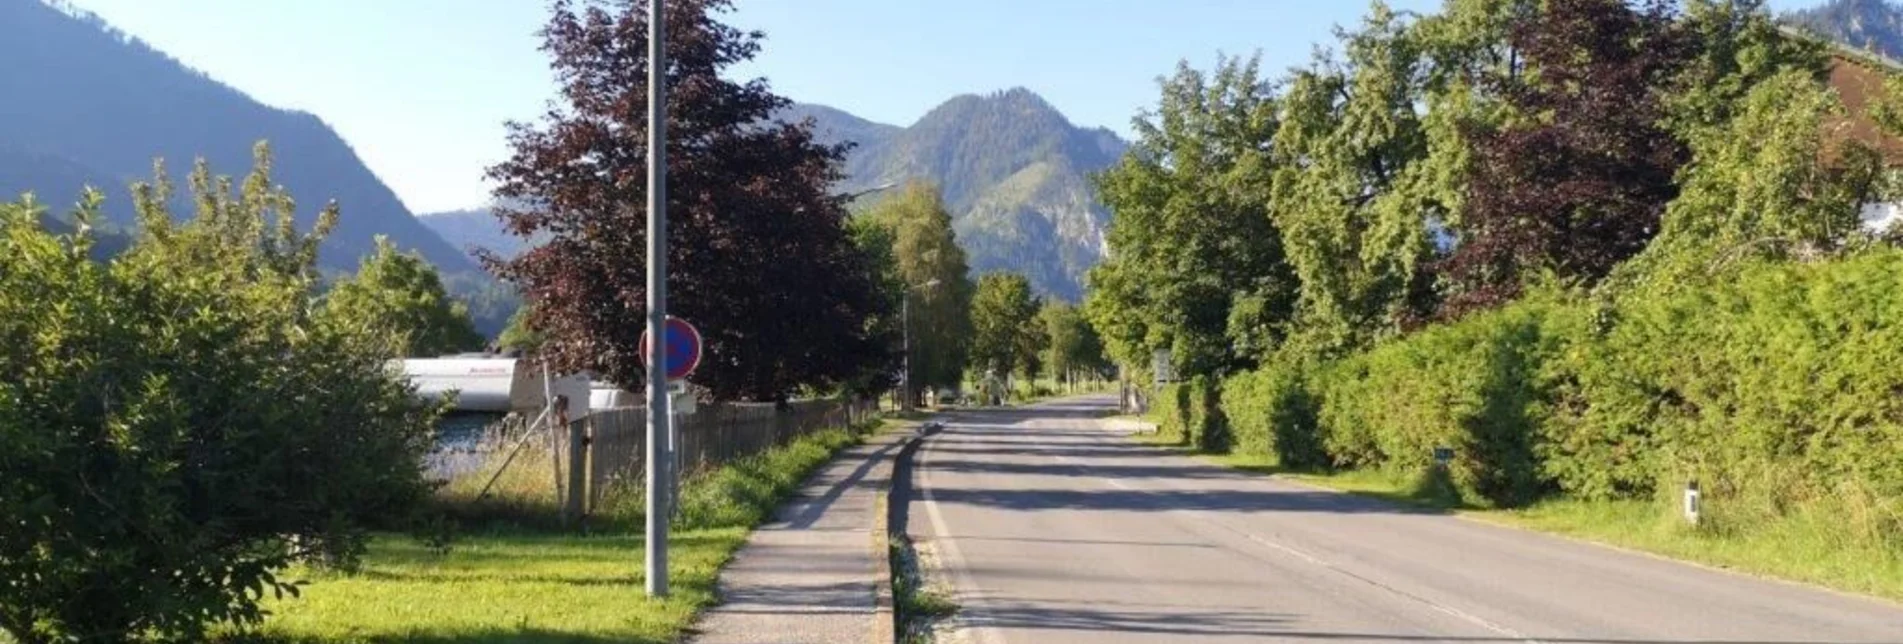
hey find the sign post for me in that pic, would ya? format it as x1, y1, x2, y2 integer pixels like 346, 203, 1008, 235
641, 316, 702, 527
643, 0, 670, 598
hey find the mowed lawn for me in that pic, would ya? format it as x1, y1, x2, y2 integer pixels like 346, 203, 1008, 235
223, 421, 890, 643
227, 528, 743, 643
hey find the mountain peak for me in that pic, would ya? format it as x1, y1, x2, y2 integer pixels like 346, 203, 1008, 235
1, 0, 477, 276
919, 87, 1072, 129
791, 92, 1128, 301
1786, 0, 1903, 60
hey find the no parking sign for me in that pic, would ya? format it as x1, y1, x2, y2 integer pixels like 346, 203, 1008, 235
639, 316, 702, 381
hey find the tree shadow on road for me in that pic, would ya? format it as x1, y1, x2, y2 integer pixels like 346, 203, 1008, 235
958, 600, 1296, 638
923, 482, 1443, 516
959, 600, 1864, 643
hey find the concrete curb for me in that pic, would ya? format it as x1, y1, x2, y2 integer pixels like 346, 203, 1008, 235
874, 425, 932, 644
869, 456, 898, 644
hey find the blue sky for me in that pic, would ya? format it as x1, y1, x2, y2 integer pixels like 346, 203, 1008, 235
71, 0, 1827, 214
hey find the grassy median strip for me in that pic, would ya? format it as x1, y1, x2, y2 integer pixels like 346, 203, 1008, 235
222, 421, 886, 643
1138, 440, 1903, 604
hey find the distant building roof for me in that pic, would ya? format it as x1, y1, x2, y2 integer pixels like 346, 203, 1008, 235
1779, 25, 1903, 164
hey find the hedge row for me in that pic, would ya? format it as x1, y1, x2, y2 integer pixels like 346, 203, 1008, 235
1192, 250, 1903, 538
1153, 376, 1225, 452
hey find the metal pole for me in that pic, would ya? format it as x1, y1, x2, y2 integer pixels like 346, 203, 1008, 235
643, 0, 670, 598
901, 295, 911, 412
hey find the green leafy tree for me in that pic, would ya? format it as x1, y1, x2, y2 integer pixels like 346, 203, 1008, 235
1089, 54, 1296, 376
1272, 3, 1512, 353
0, 145, 439, 641
497, 300, 548, 354
842, 214, 904, 395
1039, 301, 1108, 388
325, 236, 485, 357
969, 272, 1042, 379
863, 181, 975, 398
1666, 0, 1827, 138
1626, 69, 1883, 283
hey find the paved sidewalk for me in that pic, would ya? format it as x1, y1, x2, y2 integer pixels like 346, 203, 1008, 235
690, 429, 910, 644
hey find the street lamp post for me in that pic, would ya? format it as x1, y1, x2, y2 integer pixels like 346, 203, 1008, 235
901, 278, 941, 412
643, 0, 670, 598
845, 182, 898, 201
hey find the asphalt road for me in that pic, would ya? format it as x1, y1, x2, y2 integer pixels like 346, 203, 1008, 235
905, 394, 1903, 644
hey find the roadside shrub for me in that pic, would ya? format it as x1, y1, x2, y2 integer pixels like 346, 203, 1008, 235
675, 426, 862, 530
1550, 252, 1903, 541
1218, 354, 1325, 469
1150, 383, 1191, 445
1186, 375, 1227, 452
0, 150, 439, 642
1311, 296, 1573, 507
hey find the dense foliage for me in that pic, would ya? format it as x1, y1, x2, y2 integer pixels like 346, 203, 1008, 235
1203, 249, 1903, 542
1217, 354, 1322, 469
1086, 56, 1295, 374
1548, 253, 1903, 533
859, 182, 975, 398
1036, 301, 1110, 384
1313, 295, 1570, 507
1440, 0, 1690, 313
487, 0, 893, 401
0, 148, 439, 642
1109, 0, 1903, 560
968, 272, 1043, 379
324, 237, 485, 357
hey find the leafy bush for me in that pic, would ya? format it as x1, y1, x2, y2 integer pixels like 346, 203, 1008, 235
0, 149, 439, 642
1186, 375, 1226, 452
1311, 296, 1573, 507
1548, 252, 1903, 541
1150, 383, 1191, 445
1218, 354, 1324, 469
323, 236, 485, 357
674, 426, 863, 530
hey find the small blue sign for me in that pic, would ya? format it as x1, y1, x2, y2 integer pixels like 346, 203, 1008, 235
641, 317, 702, 381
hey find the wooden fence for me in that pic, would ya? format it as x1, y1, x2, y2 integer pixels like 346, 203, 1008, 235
566, 397, 878, 511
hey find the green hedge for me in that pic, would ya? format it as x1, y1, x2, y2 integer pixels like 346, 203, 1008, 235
1199, 249, 1903, 547
1151, 383, 1190, 445
1187, 375, 1226, 452
1312, 297, 1572, 507
1218, 356, 1324, 468
1544, 253, 1903, 537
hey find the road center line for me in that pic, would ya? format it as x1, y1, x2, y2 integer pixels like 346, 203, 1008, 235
1049, 440, 1543, 644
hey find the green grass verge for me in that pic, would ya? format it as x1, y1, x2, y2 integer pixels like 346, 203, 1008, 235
889, 534, 956, 644
1166, 448, 1903, 604
221, 420, 891, 643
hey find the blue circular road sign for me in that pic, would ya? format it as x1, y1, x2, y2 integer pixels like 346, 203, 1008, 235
640, 316, 702, 381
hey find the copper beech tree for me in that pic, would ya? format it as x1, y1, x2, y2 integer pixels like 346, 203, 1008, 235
1438, 0, 1693, 314
487, 0, 892, 401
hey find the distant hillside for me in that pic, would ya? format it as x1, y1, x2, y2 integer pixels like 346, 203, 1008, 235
1786, 0, 1903, 60
0, 0, 475, 274
787, 89, 1127, 301
777, 103, 903, 158
418, 207, 537, 262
